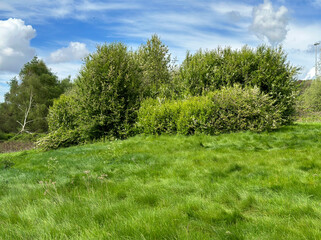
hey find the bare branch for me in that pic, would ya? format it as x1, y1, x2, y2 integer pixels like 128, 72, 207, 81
15, 91, 34, 136
16, 121, 23, 127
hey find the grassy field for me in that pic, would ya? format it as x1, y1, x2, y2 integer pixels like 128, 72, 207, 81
0, 123, 321, 239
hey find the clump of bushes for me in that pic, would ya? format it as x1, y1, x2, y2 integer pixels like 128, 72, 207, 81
39, 36, 299, 150
138, 85, 283, 135
178, 46, 299, 123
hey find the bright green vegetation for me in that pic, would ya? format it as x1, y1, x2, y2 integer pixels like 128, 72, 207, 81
1, 123, 321, 239
138, 85, 283, 135
43, 39, 299, 149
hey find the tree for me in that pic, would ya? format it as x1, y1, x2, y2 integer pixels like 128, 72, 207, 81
74, 42, 141, 139
135, 34, 174, 99
0, 57, 72, 133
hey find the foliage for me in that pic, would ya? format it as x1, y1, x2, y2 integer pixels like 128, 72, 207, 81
74, 42, 141, 140
178, 45, 299, 122
302, 78, 321, 112
43, 38, 300, 150
138, 85, 283, 135
0, 57, 72, 133
44, 37, 175, 149
47, 93, 78, 132
43, 42, 141, 150
1, 123, 321, 239
135, 34, 174, 99
0, 131, 15, 141
36, 128, 86, 150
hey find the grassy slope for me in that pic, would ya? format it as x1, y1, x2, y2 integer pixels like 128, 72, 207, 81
0, 123, 321, 240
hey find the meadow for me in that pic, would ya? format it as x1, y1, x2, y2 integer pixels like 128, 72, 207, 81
0, 122, 320, 239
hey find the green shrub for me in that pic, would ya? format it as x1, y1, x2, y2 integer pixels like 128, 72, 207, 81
37, 128, 86, 150
137, 98, 181, 135
40, 43, 142, 150
47, 93, 78, 132
138, 85, 283, 135
74, 42, 141, 140
302, 79, 321, 112
178, 46, 299, 123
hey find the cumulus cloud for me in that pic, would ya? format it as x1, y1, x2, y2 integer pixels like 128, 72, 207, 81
250, 0, 289, 45
48, 42, 89, 63
0, 18, 36, 72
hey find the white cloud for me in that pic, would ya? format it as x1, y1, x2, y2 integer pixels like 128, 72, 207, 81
211, 2, 252, 18
250, 0, 289, 45
0, 18, 36, 72
76, 1, 139, 12
304, 67, 316, 80
48, 42, 89, 63
282, 23, 321, 79
48, 62, 82, 80
0, 0, 141, 22
284, 23, 321, 51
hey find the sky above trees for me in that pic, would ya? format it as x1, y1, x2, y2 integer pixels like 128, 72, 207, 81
0, 0, 320, 102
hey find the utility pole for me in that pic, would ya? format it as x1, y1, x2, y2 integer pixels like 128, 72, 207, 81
314, 42, 320, 78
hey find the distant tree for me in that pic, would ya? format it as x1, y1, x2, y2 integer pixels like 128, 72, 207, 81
0, 57, 72, 133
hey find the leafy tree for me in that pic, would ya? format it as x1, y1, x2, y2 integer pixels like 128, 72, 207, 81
0, 57, 71, 133
135, 34, 174, 99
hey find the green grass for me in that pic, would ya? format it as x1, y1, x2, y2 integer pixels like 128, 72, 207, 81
1, 123, 321, 239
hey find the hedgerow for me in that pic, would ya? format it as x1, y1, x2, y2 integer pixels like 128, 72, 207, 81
178, 46, 299, 123
138, 85, 283, 135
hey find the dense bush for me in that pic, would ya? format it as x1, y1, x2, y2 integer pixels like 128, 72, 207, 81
178, 46, 299, 122
138, 85, 283, 135
74, 42, 141, 139
47, 93, 78, 132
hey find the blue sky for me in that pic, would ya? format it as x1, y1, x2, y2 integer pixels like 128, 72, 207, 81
0, 0, 321, 102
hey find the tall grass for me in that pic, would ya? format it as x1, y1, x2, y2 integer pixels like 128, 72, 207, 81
0, 123, 321, 239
